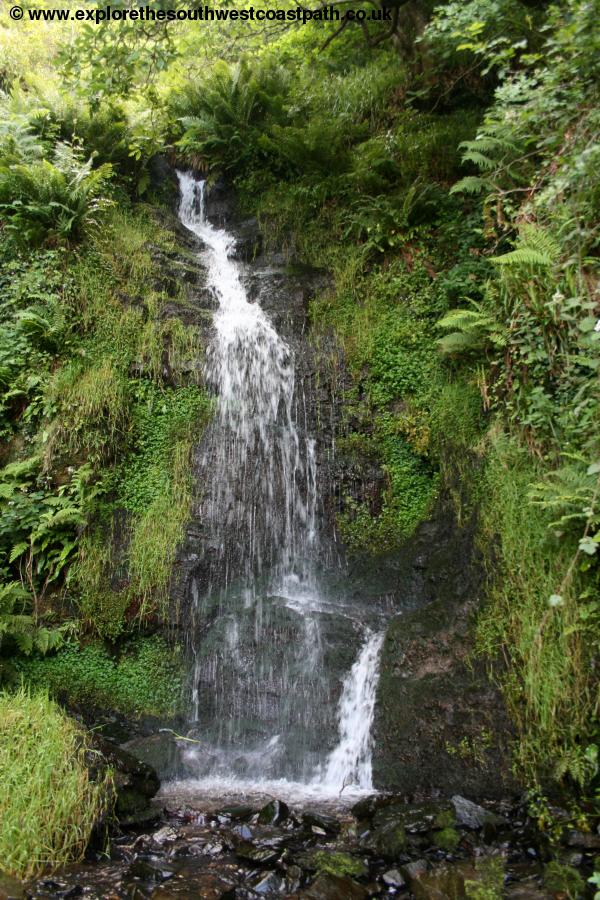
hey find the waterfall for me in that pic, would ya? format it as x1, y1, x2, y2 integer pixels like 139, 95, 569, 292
318, 631, 385, 793
176, 171, 384, 798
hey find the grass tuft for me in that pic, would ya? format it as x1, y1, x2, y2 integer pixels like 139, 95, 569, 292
0, 687, 111, 880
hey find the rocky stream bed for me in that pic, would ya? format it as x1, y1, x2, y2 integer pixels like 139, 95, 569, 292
5, 774, 597, 900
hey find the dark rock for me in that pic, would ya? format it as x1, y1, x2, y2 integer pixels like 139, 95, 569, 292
565, 829, 600, 850
253, 871, 284, 894
126, 858, 174, 883
373, 801, 455, 834
92, 735, 160, 827
409, 861, 478, 900
258, 799, 290, 826
301, 812, 340, 835
351, 794, 388, 823
217, 804, 256, 821
234, 840, 282, 865
149, 154, 177, 193
401, 859, 428, 883
284, 865, 304, 894
363, 821, 407, 860
451, 796, 508, 831
372, 507, 518, 799
300, 873, 368, 900
122, 732, 183, 781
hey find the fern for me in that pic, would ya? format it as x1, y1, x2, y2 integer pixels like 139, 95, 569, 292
493, 225, 560, 268
450, 175, 489, 195
460, 149, 496, 171
437, 302, 506, 356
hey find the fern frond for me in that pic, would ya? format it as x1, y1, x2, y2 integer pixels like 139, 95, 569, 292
450, 176, 489, 195
492, 248, 553, 267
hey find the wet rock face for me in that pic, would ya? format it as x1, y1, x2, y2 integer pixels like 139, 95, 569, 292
371, 504, 517, 798
25, 792, 595, 899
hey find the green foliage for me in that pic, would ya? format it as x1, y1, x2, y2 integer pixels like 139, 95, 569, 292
422, 0, 544, 104
437, 303, 505, 355
175, 59, 291, 173
72, 383, 211, 630
464, 856, 505, 900
0, 581, 64, 666
0, 457, 99, 664
58, 0, 176, 103
0, 686, 112, 879
543, 862, 585, 899
475, 434, 598, 788
0, 244, 71, 440
44, 359, 131, 468
16, 636, 183, 719
0, 138, 113, 247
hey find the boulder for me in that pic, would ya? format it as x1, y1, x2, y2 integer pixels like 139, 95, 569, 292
300, 873, 368, 899
92, 735, 160, 826
122, 731, 182, 781
302, 811, 341, 835
451, 796, 508, 831
258, 798, 290, 826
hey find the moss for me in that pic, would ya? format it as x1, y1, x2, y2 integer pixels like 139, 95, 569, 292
370, 823, 407, 859
311, 851, 367, 879
433, 827, 461, 852
434, 809, 457, 829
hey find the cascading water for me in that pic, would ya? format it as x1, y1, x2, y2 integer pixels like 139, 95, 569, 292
176, 171, 384, 798
319, 630, 385, 793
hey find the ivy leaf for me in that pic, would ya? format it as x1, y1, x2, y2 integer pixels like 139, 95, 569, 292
579, 537, 598, 556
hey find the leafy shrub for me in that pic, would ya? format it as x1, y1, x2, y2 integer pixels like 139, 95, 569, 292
0, 687, 111, 879
0, 457, 98, 656
464, 856, 505, 900
543, 862, 585, 899
175, 60, 290, 173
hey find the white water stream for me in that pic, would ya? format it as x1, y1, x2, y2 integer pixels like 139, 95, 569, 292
175, 172, 384, 799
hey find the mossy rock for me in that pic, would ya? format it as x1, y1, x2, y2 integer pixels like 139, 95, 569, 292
364, 822, 407, 860
311, 851, 367, 879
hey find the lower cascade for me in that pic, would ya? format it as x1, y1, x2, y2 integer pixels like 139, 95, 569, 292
176, 171, 384, 797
